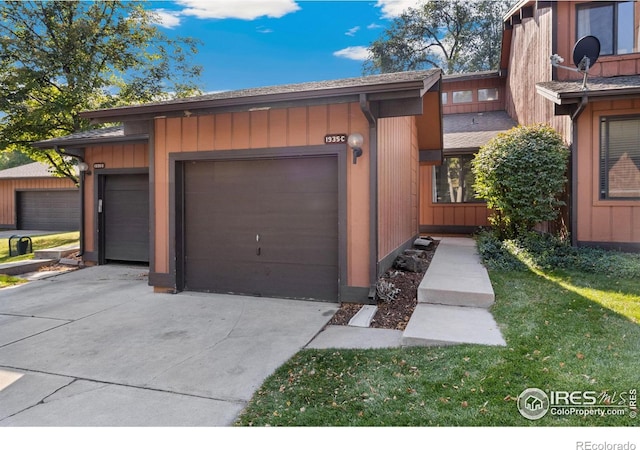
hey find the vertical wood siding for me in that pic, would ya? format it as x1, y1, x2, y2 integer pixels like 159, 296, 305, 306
153, 103, 372, 287
505, 5, 572, 140
82, 142, 148, 254
418, 165, 490, 229
576, 101, 640, 244
0, 178, 77, 227
377, 116, 419, 261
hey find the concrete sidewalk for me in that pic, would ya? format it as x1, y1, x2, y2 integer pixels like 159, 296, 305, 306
0, 266, 337, 426
307, 237, 506, 349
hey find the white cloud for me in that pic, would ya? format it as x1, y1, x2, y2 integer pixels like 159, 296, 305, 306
176, 0, 300, 20
375, 0, 419, 18
345, 26, 360, 37
367, 22, 383, 29
256, 25, 274, 33
152, 9, 183, 28
333, 46, 371, 61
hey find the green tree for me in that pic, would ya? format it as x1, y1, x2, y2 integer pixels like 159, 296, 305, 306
0, 0, 202, 182
472, 124, 569, 238
364, 0, 513, 75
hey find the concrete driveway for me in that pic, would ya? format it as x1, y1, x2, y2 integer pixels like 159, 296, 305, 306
0, 266, 337, 426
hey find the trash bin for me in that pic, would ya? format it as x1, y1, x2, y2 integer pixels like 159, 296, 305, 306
8, 235, 32, 256
17, 237, 30, 255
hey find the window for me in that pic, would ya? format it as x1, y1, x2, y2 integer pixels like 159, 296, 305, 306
442, 92, 448, 104
433, 155, 483, 203
452, 90, 473, 104
478, 88, 499, 102
600, 116, 640, 200
577, 2, 636, 56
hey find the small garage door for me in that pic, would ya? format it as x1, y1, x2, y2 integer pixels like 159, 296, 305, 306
17, 190, 79, 231
102, 173, 149, 263
183, 156, 339, 301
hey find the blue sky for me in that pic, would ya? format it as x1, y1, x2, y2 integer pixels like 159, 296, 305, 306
147, 0, 418, 92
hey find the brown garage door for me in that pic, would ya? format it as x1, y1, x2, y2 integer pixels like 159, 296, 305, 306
17, 190, 79, 231
103, 173, 149, 263
183, 156, 338, 301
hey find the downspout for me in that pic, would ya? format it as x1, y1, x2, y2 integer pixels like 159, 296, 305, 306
359, 93, 378, 299
55, 146, 85, 257
570, 93, 588, 247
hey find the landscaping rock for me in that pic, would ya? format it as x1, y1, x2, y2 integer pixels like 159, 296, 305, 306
414, 237, 434, 250
394, 254, 429, 272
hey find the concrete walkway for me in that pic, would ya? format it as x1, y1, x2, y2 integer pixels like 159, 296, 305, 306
307, 237, 506, 349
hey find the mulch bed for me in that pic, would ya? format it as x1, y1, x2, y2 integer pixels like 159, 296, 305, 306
328, 240, 438, 331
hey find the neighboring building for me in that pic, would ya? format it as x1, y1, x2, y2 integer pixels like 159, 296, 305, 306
504, 0, 640, 251
0, 161, 79, 231
34, 71, 443, 303
420, 71, 516, 234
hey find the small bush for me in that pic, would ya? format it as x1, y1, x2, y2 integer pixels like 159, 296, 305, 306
472, 124, 569, 238
475, 230, 640, 278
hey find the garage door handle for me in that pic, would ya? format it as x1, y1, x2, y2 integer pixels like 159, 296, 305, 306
257, 247, 261, 256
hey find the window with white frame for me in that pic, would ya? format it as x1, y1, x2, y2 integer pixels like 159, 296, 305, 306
433, 155, 483, 203
577, 1, 636, 56
600, 116, 640, 200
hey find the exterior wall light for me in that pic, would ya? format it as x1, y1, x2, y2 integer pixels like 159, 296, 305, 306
348, 132, 364, 164
78, 162, 89, 172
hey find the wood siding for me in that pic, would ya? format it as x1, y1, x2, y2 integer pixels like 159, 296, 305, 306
82, 143, 149, 254
576, 101, 640, 244
556, 1, 640, 81
418, 165, 490, 229
0, 177, 76, 228
505, 4, 572, 141
442, 76, 505, 115
153, 103, 372, 287
378, 116, 419, 261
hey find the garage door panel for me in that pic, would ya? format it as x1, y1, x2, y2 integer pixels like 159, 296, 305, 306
17, 190, 79, 231
183, 156, 339, 301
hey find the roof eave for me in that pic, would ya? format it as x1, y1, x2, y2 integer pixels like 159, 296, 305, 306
32, 133, 148, 150
80, 74, 440, 123
536, 85, 640, 105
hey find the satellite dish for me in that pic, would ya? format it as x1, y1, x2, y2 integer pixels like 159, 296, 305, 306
573, 35, 600, 70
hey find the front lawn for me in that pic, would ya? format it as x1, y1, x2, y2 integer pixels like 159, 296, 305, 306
0, 231, 79, 264
236, 244, 640, 426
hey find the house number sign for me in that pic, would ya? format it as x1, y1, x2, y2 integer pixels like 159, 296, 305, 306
324, 134, 347, 144
93, 162, 106, 169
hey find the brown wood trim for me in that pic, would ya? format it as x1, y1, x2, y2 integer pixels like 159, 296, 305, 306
340, 286, 374, 304
82, 251, 99, 264
577, 241, 640, 253
419, 149, 443, 163
169, 145, 349, 298
149, 271, 175, 289
148, 120, 156, 279
420, 225, 480, 235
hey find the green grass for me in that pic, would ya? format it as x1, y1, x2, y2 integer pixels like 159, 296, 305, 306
0, 273, 26, 288
236, 265, 640, 426
0, 231, 79, 264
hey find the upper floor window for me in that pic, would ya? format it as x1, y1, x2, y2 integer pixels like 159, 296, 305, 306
452, 90, 473, 104
442, 92, 448, 104
478, 88, 499, 102
600, 115, 640, 200
577, 2, 636, 56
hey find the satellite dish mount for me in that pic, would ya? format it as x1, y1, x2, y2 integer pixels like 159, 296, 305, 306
550, 35, 601, 91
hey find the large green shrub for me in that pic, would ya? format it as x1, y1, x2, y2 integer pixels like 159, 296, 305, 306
472, 124, 569, 238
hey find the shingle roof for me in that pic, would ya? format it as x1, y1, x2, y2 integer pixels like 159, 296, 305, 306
537, 75, 640, 103
34, 126, 125, 147
0, 161, 55, 179
81, 69, 441, 121
443, 111, 517, 150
